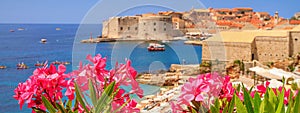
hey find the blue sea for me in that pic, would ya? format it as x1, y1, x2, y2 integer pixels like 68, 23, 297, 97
0, 24, 202, 112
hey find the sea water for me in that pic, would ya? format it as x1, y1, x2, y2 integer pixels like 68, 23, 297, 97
0, 24, 201, 112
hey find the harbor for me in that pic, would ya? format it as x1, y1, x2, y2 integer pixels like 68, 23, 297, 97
1, 0, 300, 112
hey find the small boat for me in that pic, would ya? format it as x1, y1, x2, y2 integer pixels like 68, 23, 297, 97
18, 28, 25, 31
17, 65, 28, 69
10, 30, 15, 32
56, 28, 61, 31
51, 61, 61, 65
41, 39, 47, 43
161, 40, 170, 43
62, 61, 70, 65
147, 43, 165, 51
0, 65, 6, 69
35, 61, 45, 67
17, 62, 28, 69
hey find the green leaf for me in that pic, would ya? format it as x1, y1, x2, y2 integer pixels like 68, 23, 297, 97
275, 88, 285, 113
249, 86, 254, 93
95, 82, 115, 113
293, 90, 300, 113
259, 98, 275, 113
243, 86, 254, 113
254, 92, 262, 113
268, 89, 278, 110
75, 82, 90, 113
191, 108, 198, 113
286, 91, 294, 113
237, 84, 241, 92
210, 105, 218, 113
88, 79, 97, 106
66, 100, 72, 111
210, 98, 220, 113
227, 94, 235, 113
73, 109, 78, 113
235, 93, 248, 113
215, 98, 220, 113
41, 95, 57, 113
56, 103, 67, 113
32, 107, 47, 113
222, 101, 229, 113
259, 98, 265, 113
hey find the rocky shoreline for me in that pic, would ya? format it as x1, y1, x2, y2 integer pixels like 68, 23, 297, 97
136, 64, 200, 86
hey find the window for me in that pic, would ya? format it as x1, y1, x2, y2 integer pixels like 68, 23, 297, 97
144, 23, 146, 25
164, 28, 166, 31
270, 54, 272, 56
164, 23, 166, 25
120, 27, 123, 31
128, 27, 130, 30
135, 27, 138, 30
154, 28, 156, 31
154, 22, 156, 25
295, 38, 298, 41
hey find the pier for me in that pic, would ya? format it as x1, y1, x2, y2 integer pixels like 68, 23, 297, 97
184, 40, 203, 45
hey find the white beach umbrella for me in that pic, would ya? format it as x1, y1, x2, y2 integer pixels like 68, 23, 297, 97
267, 79, 283, 88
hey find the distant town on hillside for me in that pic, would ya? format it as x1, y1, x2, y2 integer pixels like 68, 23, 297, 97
101, 7, 300, 39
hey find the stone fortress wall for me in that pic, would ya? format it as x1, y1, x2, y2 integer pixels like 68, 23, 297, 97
102, 15, 178, 40
202, 29, 300, 63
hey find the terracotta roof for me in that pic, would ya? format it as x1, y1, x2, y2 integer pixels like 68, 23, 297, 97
232, 7, 253, 11
205, 30, 288, 43
235, 17, 250, 22
282, 26, 294, 30
257, 12, 270, 15
141, 13, 157, 17
290, 20, 300, 25
216, 8, 231, 12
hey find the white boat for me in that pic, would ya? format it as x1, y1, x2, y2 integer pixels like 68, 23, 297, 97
147, 43, 165, 51
40, 39, 47, 43
162, 40, 170, 43
56, 28, 61, 31
18, 28, 25, 31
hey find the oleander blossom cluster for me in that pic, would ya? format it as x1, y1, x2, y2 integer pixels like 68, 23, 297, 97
171, 73, 225, 112
171, 73, 299, 113
13, 54, 143, 113
13, 64, 74, 111
250, 81, 299, 105
71, 54, 143, 112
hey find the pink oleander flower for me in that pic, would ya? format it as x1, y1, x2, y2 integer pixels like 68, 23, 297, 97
14, 54, 143, 113
219, 76, 235, 101
71, 54, 143, 112
250, 81, 297, 105
172, 73, 224, 112
13, 64, 74, 111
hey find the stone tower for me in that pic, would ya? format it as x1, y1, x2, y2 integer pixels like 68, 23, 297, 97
274, 11, 279, 24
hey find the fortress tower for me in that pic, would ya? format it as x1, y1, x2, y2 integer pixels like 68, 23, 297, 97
274, 11, 279, 24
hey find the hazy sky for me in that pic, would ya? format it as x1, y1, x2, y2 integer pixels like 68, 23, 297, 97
0, 0, 299, 24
